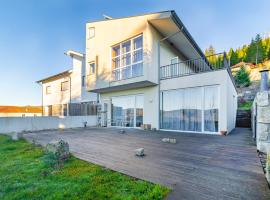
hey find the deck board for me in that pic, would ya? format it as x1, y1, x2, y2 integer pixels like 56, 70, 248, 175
24, 128, 270, 200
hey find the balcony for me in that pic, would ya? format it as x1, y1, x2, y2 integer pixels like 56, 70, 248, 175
160, 53, 231, 80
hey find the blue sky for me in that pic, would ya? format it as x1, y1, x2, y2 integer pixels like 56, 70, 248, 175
0, 0, 270, 106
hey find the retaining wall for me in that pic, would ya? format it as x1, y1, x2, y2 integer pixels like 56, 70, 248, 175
0, 116, 97, 133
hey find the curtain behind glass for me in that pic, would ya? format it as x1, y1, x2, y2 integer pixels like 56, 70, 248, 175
204, 86, 219, 132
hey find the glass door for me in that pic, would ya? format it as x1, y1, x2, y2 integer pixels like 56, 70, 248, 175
111, 95, 143, 128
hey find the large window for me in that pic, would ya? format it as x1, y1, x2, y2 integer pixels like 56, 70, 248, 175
111, 95, 144, 127
160, 85, 219, 133
112, 35, 143, 81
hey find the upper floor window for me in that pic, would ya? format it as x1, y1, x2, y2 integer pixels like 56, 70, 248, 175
88, 27, 95, 39
61, 81, 69, 91
46, 86, 51, 94
112, 34, 143, 81
89, 62, 95, 74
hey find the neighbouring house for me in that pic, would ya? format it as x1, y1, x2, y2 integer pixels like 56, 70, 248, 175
0, 106, 42, 117
85, 10, 237, 134
37, 50, 98, 116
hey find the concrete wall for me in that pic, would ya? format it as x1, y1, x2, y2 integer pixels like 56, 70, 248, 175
0, 116, 97, 133
0, 113, 42, 117
160, 69, 237, 134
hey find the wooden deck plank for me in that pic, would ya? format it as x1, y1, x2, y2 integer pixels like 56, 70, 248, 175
24, 128, 270, 200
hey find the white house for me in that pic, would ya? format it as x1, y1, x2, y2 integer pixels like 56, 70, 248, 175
85, 10, 237, 134
37, 50, 98, 116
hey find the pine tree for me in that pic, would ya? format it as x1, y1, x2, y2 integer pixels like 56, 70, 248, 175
230, 49, 239, 66
234, 65, 251, 87
205, 45, 218, 67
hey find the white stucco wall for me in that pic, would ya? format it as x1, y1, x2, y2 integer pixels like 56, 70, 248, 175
42, 55, 97, 107
160, 69, 237, 134
0, 116, 97, 133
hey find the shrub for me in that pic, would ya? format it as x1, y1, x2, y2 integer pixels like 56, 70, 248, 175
234, 66, 251, 87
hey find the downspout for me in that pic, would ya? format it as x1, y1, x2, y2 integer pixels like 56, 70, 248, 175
69, 76, 71, 116
37, 82, 43, 116
158, 28, 183, 130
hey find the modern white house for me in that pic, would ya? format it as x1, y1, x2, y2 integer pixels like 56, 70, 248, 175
85, 10, 237, 134
37, 50, 97, 116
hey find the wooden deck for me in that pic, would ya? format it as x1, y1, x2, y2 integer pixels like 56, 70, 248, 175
24, 128, 270, 200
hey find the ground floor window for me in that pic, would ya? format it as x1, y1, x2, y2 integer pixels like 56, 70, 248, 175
111, 94, 143, 127
160, 85, 219, 133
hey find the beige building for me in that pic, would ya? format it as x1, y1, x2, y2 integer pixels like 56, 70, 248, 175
37, 50, 97, 116
0, 106, 42, 117
85, 10, 237, 134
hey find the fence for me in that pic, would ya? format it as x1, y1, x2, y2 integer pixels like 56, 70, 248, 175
0, 115, 97, 133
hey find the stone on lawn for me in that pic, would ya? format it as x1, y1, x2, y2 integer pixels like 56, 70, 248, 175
11, 132, 23, 141
46, 140, 70, 160
135, 148, 144, 156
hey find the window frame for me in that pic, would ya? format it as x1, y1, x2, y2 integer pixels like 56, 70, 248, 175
46, 85, 51, 95
111, 34, 143, 81
88, 27, 95, 39
89, 62, 96, 75
61, 81, 69, 91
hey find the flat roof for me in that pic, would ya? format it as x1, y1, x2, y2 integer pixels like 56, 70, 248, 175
0, 106, 42, 113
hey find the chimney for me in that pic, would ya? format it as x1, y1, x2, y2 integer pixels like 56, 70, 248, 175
260, 69, 269, 91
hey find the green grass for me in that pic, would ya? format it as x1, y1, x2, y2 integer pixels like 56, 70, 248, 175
0, 135, 170, 200
238, 101, 253, 110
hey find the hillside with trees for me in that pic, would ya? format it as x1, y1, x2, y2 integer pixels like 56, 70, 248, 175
205, 34, 270, 88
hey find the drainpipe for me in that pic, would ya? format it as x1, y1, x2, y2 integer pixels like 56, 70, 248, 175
158, 29, 183, 130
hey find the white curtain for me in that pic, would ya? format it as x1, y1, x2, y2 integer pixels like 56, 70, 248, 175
204, 86, 219, 132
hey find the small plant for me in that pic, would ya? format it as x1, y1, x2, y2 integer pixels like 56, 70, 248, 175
234, 66, 251, 87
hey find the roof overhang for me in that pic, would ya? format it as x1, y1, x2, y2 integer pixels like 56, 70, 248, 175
36, 70, 72, 84
148, 11, 205, 60
65, 50, 84, 58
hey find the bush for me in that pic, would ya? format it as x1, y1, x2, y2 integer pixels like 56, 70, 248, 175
234, 66, 251, 87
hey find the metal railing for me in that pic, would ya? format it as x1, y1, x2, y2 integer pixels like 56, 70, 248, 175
160, 53, 228, 80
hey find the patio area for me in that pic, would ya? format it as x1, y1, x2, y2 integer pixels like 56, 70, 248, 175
24, 127, 269, 200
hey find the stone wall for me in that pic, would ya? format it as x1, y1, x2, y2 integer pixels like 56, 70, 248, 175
252, 91, 270, 153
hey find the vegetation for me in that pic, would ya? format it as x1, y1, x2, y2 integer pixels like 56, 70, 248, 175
234, 66, 251, 87
0, 135, 170, 200
205, 33, 270, 66
238, 100, 253, 110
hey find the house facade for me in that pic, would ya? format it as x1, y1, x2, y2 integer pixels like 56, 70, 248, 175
85, 10, 237, 134
0, 106, 42, 117
37, 50, 97, 116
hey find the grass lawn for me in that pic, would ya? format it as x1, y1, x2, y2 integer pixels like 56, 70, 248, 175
0, 135, 170, 200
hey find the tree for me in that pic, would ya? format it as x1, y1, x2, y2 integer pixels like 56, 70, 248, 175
205, 45, 218, 67
234, 65, 251, 87
245, 34, 266, 64
230, 49, 239, 66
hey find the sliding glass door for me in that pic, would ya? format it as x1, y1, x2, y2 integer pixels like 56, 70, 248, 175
160, 85, 219, 133
111, 95, 143, 127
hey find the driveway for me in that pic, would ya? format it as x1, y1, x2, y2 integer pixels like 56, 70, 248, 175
24, 128, 269, 200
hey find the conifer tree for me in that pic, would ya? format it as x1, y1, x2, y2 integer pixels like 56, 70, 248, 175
234, 65, 250, 87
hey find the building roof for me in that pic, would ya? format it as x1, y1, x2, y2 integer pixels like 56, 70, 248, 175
65, 50, 84, 58
36, 70, 72, 84
87, 10, 205, 59
0, 106, 42, 113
